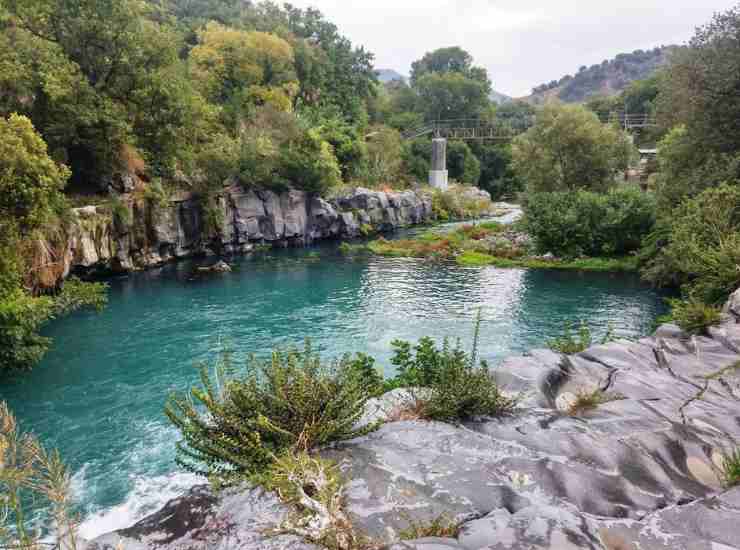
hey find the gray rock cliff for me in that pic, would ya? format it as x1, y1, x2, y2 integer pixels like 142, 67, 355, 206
63, 186, 434, 277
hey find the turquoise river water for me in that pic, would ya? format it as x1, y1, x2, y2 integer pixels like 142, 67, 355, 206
0, 236, 669, 538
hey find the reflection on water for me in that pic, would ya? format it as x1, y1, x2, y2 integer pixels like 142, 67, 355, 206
0, 245, 668, 537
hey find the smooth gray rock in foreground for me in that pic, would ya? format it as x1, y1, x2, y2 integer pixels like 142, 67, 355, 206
92, 304, 740, 550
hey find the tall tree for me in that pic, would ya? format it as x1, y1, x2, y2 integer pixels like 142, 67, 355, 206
512, 103, 635, 192
410, 46, 491, 93
657, 7, 740, 154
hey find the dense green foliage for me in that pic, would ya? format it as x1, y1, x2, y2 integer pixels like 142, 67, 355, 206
641, 185, 740, 304
0, 0, 377, 192
524, 187, 656, 257
637, 6, 740, 320
165, 343, 377, 486
512, 103, 635, 192
0, 114, 107, 373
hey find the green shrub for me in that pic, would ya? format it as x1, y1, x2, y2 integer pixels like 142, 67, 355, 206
280, 128, 342, 195
721, 448, 740, 487
641, 184, 740, 305
165, 342, 378, 487
524, 186, 656, 257
0, 290, 54, 372
0, 278, 107, 372
338, 242, 370, 256
668, 297, 722, 335
388, 327, 515, 422
342, 352, 385, 397
109, 196, 133, 227
547, 322, 593, 354
429, 184, 494, 221
143, 179, 170, 209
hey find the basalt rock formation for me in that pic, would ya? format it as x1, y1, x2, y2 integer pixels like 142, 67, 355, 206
62, 186, 435, 278
88, 296, 740, 550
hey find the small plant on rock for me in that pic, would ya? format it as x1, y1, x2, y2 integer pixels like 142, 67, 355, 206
547, 322, 593, 354
668, 297, 722, 335
267, 451, 373, 550
399, 513, 462, 540
567, 389, 622, 416
388, 313, 516, 422
721, 448, 740, 487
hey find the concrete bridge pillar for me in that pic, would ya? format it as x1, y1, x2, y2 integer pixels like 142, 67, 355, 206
429, 138, 448, 190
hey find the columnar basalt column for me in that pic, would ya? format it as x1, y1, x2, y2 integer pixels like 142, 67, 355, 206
429, 138, 449, 190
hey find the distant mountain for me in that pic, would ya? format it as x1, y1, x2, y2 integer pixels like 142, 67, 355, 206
376, 69, 406, 84
490, 90, 512, 105
524, 46, 676, 104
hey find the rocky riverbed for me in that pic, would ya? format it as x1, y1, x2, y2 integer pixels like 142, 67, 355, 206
87, 291, 740, 550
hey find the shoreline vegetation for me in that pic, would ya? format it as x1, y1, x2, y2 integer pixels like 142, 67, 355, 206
354, 221, 639, 273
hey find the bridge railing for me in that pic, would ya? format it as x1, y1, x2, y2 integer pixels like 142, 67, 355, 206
400, 112, 656, 141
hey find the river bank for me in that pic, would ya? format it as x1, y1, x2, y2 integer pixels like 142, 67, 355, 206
0, 241, 669, 541
86, 290, 740, 550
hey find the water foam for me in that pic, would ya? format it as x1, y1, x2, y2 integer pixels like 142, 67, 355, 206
78, 470, 199, 540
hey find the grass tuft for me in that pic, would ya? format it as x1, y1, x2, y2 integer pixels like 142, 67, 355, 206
399, 514, 462, 540
567, 389, 622, 416
721, 448, 740, 487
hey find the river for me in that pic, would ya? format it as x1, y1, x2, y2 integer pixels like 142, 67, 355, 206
0, 231, 669, 538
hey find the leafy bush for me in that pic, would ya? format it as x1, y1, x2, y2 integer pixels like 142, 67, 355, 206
360, 125, 404, 186
469, 141, 523, 200
524, 187, 656, 257
235, 108, 342, 195
668, 298, 722, 335
142, 179, 170, 209
641, 184, 740, 304
165, 342, 378, 487
1, 279, 107, 372
0, 290, 54, 372
388, 329, 515, 422
430, 184, 493, 221
280, 129, 342, 195
547, 322, 593, 354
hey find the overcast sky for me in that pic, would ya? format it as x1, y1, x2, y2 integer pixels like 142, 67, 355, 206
286, 0, 739, 96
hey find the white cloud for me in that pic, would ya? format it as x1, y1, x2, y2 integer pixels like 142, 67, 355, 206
286, 0, 739, 96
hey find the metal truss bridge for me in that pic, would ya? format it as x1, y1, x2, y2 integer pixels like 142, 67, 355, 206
401, 112, 657, 141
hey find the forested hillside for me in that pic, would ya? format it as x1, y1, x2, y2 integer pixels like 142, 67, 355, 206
527, 46, 674, 103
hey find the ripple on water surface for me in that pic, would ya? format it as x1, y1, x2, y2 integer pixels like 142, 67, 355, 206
0, 246, 669, 537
